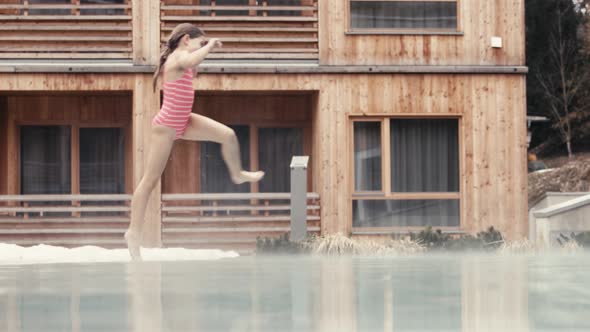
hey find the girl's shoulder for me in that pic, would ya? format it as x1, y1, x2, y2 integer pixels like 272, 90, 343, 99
166, 50, 195, 73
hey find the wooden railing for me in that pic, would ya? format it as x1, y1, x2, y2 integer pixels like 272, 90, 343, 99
161, 192, 321, 250
160, 0, 319, 61
0, 194, 131, 247
0, 192, 321, 252
0, 1, 133, 59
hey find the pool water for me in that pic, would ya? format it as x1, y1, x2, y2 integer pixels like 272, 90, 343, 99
1, 253, 589, 332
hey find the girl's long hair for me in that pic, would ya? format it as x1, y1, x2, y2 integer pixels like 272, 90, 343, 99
153, 23, 205, 91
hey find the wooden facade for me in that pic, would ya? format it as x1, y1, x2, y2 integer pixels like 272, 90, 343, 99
0, 0, 528, 249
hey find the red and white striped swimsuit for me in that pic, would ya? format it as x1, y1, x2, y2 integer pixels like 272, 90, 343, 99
152, 67, 195, 139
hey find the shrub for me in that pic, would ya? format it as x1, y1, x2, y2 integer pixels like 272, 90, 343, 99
404, 226, 504, 252
557, 231, 590, 248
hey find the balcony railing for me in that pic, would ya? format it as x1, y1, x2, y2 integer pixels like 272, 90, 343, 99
0, 192, 321, 252
0, 1, 133, 60
160, 0, 319, 62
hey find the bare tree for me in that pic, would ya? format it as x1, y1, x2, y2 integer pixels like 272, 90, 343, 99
535, 0, 590, 158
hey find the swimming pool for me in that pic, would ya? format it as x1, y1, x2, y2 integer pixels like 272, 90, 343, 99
0, 253, 589, 332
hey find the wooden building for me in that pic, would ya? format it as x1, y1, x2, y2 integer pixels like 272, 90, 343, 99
0, 0, 528, 251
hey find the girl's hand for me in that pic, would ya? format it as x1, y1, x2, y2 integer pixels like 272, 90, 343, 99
208, 38, 222, 49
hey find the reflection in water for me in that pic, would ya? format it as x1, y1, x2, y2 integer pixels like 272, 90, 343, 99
0, 254, 589, 332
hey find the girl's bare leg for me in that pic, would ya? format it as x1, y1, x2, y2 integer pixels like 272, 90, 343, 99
181, 113, 264, 183
125, 125, 176, 260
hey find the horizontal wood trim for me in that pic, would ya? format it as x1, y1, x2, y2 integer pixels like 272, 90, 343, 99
161, 5, 317, 11
0, 25, 132, 31
212, 47, 317, 53
197, 65, 528, 74
163, 204, 320, 212
163, 238, 258, 244
161, 15, 317, 22
162, 37, 317, 43
161, 26, 317, 33
0, 15, 131, 21
345, 30, 463, 36
206, 53, 318, 59
0, 228, 125, 234
0, 217, 129, 223
1, 47, 131, 53
352, 192, 461, 200
0, 206, 130, 213
164, 216, 321, 223
0, 194, 131, 202
0, 4, 130, 9
162, 192, 320, 200
0, 64, 152, 72
352, 226, 464, 235
162, 226, 321, 232
3, 238, 125, 245
0, 52, 132, 59
0, 36, 131, 42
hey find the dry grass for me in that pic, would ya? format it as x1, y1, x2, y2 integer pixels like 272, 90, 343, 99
307, 234, 583, 256
308, 233, 425, 256
497, 239, 583, 254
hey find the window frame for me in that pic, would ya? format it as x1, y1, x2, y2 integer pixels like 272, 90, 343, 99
349, 115, 463, 232
345, 0, 462, 36
16, 122, 131, 196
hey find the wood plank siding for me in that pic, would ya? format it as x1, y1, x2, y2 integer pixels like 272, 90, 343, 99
320, 0, 525, 66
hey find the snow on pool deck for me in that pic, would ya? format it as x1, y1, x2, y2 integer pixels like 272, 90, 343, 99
0, 243, 239, 265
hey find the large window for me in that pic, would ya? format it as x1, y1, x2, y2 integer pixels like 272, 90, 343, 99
352, 118, 460, 228
20, 126, 126, 195
349, 0, 458, 33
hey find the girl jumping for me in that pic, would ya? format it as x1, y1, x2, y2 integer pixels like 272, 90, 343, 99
125, 23, 264, 260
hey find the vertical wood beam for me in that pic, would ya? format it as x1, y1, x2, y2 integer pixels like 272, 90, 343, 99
133, 0, 161, 65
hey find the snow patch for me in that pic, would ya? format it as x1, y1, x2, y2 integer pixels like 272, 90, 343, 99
0, 243, 239, 265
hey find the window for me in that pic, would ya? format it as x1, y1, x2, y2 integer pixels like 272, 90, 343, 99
24, 0, 125, 16
20, 126, 126, 195
80, 0, 126, 15
349, 0, 458, 33
27, 0, 71, 15
352, 118, 460, 228
20, 126, 71, 195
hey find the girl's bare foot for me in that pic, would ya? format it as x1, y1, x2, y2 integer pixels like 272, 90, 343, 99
231, 171, 264, 184
124, 230, 142, 261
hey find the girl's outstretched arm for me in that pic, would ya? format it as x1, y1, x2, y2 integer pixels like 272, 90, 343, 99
177, 38, 222, 70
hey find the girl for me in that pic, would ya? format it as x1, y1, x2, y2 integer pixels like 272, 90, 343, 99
125, 23, 264, 260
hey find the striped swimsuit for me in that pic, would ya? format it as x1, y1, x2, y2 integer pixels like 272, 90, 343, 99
152, 67, 195, 139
